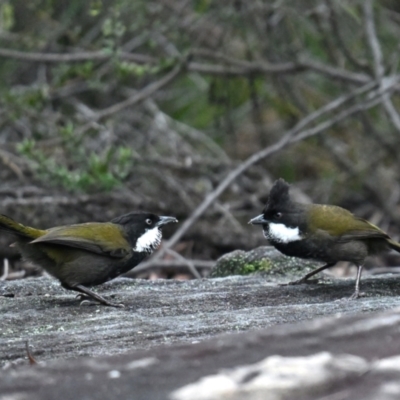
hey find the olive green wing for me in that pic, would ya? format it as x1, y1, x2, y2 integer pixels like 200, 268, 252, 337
339, 218, 390, 242
30, 222, 131, 258
308, 205, 390, 242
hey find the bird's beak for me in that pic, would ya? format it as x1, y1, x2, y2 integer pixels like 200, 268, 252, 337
248, 214, 268, 225
156, 216, 178, 228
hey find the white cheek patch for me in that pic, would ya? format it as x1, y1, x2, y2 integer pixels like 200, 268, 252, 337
267, 223, 302, 243
134, 227, 162, 253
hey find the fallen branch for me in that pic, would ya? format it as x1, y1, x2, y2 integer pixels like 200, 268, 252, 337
0, 259, 9, 281
126, 259, 214, 277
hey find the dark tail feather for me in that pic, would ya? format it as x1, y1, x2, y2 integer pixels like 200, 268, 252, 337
388, 239, 400, 253
0, 214, 43, 239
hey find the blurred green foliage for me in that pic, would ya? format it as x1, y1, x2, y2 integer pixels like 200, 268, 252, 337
16, 130, 133, 192
0, 0, 400, 212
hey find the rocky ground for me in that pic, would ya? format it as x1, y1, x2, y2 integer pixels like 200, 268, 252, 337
1, 248, 400, 399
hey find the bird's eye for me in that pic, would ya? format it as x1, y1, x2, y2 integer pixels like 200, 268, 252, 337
146, 218, 152, 225
275, 212, 283, 219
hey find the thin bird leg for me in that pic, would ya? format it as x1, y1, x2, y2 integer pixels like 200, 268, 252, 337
281, 263, 336, 286
69, 284, 124, 308
348, 265, 364, 300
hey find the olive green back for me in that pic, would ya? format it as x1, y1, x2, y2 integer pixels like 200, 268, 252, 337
307, 204, 389, 240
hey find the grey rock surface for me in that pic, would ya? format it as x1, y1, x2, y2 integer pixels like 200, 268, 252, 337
1, 261, 400, 400
1, 271, 400, 366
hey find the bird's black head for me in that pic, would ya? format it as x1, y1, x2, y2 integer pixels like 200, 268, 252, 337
249, 179, 292, 224
248, 179, 307, 244
112, 211, 178, 253
249, 178, 306, 234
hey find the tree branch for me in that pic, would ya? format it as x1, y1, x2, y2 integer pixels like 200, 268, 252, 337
0, 47, 155, 64
94, 63, 184, 121
363, 0, 400, 133
0, 47, 370, 84
151, 77, 400, 260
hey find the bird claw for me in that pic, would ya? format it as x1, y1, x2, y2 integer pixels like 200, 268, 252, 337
76, 294, 90, 301
347, 291, 365, 301
336, 291, 366, 302
78, 298, 124, 308
280, 278, 320, 286
79, 299, 93, 306
101, 301, 125, 308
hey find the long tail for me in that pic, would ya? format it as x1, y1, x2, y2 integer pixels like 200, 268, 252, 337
388, 239, 400, 253
0, 214, 44, 240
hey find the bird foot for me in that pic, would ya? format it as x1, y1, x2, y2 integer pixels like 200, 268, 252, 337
79, 299, 95, 307
336, 291, 366, 302
107, 302, 125, 308
79, 298, 125, 308
280, 278, 320, 286
73, 286, 125, 308
75, 294, 90, 301
347, 291, 365, 301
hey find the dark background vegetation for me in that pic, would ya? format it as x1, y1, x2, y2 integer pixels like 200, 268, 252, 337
1, 0, 400, 280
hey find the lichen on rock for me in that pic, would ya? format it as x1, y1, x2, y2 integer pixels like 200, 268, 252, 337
210, 246, 319, 280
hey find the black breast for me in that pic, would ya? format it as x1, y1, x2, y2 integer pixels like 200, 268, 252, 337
270, 238, 335, 263
110, 252, 148, 279
91, 252, 148, 286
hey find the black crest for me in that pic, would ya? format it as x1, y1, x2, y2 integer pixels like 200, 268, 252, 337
266, 178, 291, 209
111, 211, 156, 226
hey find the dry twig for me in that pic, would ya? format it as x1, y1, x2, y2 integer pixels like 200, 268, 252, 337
0, 259, 9, 281
25, 341, 38, 365
128, 259, 214, 276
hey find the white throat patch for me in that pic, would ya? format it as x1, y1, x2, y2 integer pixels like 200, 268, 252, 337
134, 227, 162, 253
266, 223, 302, 243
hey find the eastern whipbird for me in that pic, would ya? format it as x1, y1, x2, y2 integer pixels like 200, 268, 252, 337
249, 178, 400, 299
0, 211, 177, 307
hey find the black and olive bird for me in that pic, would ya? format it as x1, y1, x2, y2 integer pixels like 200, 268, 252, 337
249, 178, 400, 299
0, 212, 177, 307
